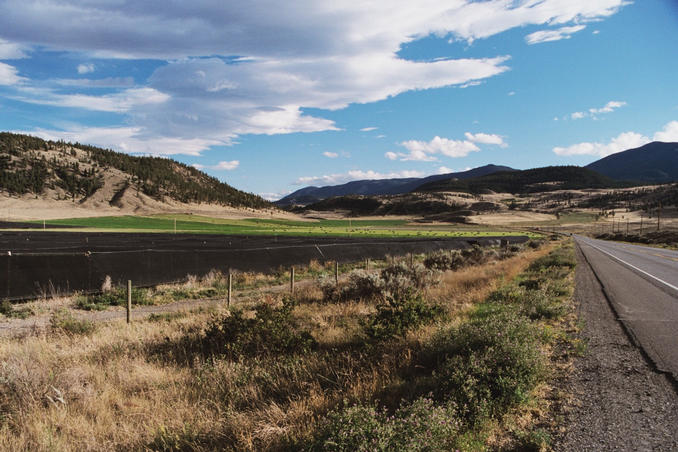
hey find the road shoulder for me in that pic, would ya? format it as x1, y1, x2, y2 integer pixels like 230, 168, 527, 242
553, 244, 678, 450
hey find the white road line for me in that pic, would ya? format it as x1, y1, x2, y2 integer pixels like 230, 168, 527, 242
582, 239, 678, 293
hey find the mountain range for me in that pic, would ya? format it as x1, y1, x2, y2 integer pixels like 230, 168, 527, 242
585, 141, 678, 183
276, 164, 514, 206
278, 141, 678, 206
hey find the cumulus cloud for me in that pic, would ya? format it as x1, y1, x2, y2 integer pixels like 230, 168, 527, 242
0, 39, 28, 59
0, 62, 25, 85
323, 151, 338, 158
569, 100, 626, 120
192, 160, 239, 171
77, 63, 94, 74
653, 121, 678, 142
525, 25, 586, 44
553, 120, 678, 157
389, 132, 506, 161
294, 169, 424, 186
0, 0, 628, 148
259, 191, 291, 201
401, 136, 480, 160
464, 132, 507, 147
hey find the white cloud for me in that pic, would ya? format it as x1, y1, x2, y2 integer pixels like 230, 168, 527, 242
590, 100, 626, 115
389, 132, 506, 161
0, 62, 25, 85
259, 191, 291, 201
193, 160, 239, 171
508, 91, 515, 96
77, 63, 95, 74
401, 136, 480, 159
464, 132, 507, 147
360, 127, 378, 132
525, 25, 587, 45
459, 80, 482, 88
0, 39, 28, 59
19, 126, 220, 156
592, 30, 600, 35
437, 166, 453, 174
568, 100, 626, 120
0, 0, 628, 146
323, 151, 339, 158
653, 121, 678, 142
553, 120, 678, 158
294, 169, 424, 186
553, 131, 649, 157
12, 87, 169, 113
54, 77, 135, 88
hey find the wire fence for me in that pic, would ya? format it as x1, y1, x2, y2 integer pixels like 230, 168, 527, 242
1, 236, 530, 301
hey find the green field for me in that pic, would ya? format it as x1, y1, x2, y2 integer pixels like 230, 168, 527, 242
33, 214, 538, 238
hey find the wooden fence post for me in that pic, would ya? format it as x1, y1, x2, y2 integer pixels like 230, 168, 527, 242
365, 258, 370, 271
640, 217, 643, 235
335, 261, 339, 285
126, 280, 132, 324
290, 267, 295, 293
227, 269, 232, 307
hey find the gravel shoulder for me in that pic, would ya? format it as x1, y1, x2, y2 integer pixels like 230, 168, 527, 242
554, 243, 678, 450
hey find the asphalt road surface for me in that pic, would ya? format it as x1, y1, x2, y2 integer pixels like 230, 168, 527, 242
575, 235, 678, 380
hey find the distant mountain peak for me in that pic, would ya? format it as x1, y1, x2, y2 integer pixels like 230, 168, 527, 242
275, 164, 514, 206
586, 141, 678, 183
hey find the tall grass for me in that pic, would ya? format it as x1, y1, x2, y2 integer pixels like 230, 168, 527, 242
0, 241, 575, 451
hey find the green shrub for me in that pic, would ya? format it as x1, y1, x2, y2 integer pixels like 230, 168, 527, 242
148, 312, 186, 323
202, 299, 316, 358
460, 245, 489, 265
50, 309, 96, 336
430, 312, 545, 424
487, 284, 565, 321
327, 263, 438, 304
75, 287, 151, 310
364, 294, 443, 340
315, 398, 459, 452
423, 250, 464, 271
528, 248, 575, 271
0, 300, 33, 319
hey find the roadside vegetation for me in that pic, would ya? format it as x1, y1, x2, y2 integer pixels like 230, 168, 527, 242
0, 239, 581, 451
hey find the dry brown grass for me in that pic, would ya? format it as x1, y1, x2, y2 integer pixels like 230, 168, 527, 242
0, 245, 554, 451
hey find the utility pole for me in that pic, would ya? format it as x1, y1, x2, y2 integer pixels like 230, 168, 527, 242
640, 216, 643, 236
657, 202, 661, 232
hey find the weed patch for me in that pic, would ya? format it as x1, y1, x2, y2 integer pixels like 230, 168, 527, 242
314, 398, 460, 452
202, 299, 317, 359
50, 309, 96, 335
0, 300, 33, 319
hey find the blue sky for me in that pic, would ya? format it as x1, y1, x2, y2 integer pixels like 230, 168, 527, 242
0, 0, 676, 200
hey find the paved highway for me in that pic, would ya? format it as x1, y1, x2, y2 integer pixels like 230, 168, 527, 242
575, 235, 678, 380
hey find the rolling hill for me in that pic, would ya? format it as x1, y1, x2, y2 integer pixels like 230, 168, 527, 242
0, 132, 269, 210
276, 164, 513, 206
586, 141, 678, 183
414, 166, 630, 194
